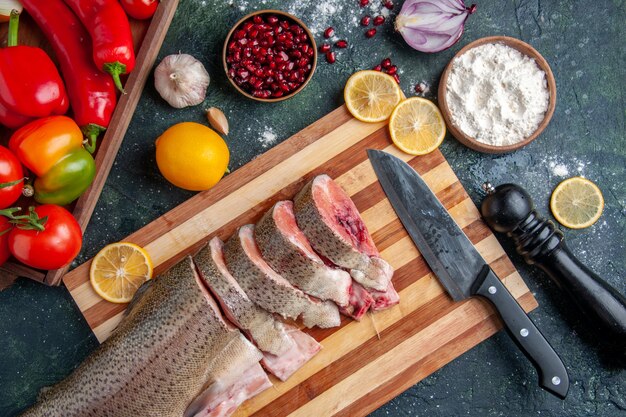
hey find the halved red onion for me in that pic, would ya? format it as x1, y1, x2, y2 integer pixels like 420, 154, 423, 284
395, 0, 476, 53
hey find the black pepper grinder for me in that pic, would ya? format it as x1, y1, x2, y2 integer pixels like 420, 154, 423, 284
480, 182, 626, 349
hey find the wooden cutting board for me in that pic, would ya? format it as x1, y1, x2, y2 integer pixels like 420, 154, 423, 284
63, 105, 537, 416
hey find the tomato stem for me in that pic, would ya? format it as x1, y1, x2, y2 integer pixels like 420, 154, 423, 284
0, 206, 47, 231
0, 178, 24, 189
8, 10, 20, 47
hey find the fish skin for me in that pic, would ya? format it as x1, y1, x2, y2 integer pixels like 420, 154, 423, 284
294, 175, 394, 292
224, 224, 341, 329
255, 200, 352, 306
194, 237, 295, 356
20, 258, 267, 417
194, 237, 321, 381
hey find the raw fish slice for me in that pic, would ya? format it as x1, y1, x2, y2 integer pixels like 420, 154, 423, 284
369, 281, 400, 311
184, 363, 271, 417
21, 258, 268, 417
224, 224, 341, 329
294, 174, 394, 292
255, 200, 352, 306
194, 238, 295, 356
194, 237, 321, 380
339, 281, 374, 320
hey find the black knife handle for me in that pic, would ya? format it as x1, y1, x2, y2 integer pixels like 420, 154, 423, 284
473, 265, 569, 399
481, 183, 626, 346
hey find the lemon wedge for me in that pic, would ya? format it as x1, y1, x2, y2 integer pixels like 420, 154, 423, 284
344, 70, 403, 123
388, 97, 446, 155
550, 177, 604, 229
90, 242, 154, 303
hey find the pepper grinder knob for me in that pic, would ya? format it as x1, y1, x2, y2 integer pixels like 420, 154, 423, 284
480, 183, 626, 352
481, 182, 536, 234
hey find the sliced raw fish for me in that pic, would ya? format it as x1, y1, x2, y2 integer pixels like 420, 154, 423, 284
20, 257, 269, 417
369, 281, 401, 311
194, 237, 321, 380
224, 224, 341, 329
294, 174, 394, 292
255, 200, 352, 307
339, 281, 374, 320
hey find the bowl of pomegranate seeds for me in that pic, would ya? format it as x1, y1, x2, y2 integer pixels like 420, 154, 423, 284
223, 10, 317, 102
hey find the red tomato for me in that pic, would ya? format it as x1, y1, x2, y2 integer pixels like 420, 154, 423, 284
119, 0, 158, 20
9, 205, 82, 270
0, 145, 24, 209
0, 217, 12, 266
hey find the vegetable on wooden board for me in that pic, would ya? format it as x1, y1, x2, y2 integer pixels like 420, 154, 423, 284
9, 116, 96, 206
0, 145, 24, 209
395, 0, 476, 53
0, 10, 68, 128
119, 0, 158, 20
63, 0, 136, 93
0, 205, 82, 270
21, 0, 117, 150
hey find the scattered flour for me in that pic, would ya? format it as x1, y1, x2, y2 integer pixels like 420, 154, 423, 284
445, 43, 550, 146
259, 128, 277, 148
550, 162, 569, 177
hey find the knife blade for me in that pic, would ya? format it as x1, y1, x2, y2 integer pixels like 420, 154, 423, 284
368, 149, 569, 399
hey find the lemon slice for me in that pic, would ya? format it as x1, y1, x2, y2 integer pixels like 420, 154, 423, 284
344, 70, 403, 123
90, 242, 154, 303
388, 97, 446, 155
550, 177, 604, 229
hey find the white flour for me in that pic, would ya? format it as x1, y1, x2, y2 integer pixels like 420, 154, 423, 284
445, 43, 550, 146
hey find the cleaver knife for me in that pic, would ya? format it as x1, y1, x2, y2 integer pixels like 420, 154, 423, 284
368, 149, 569, 399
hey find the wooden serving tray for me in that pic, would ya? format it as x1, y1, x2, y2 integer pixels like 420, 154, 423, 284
63, 106, 538, 416
0, 0, 179, 285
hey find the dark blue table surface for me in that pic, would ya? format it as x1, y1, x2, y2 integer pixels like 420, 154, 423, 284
1, 1, 624, 416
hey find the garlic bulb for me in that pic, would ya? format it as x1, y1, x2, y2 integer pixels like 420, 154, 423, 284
154, 53, 210, 108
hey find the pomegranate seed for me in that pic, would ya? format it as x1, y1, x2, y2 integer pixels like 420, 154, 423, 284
335, 40, 348, 48
324, 27, 335, 38
386, 65, 397, 75
381, 58, 392, 68
319, 43, 331, 53
280, 20, 290, 29
361, 15, 371, 26
234, 29, 246, 40
326, 51, 336, 63
360, 0, 369, 6
373, 64, 382, 71
243, 22, 254, 32
253, 15, 263, 24
272, 90, 284, 98
297, 57, 309, 68
384, 0, 394, 9
392, 73, 400, 83
365, 28, 377, 38
267, 15, 279, 25
373, 15, 385, 26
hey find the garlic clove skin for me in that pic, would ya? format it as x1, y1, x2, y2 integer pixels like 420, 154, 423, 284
154, 53, 210, 109
206, 107, 229, 135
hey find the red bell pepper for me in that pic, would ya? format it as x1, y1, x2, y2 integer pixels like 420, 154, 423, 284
119, 0, 158, 20
0, 11, 68, 128
64, 0, 136, 93
21, 0, 117, 152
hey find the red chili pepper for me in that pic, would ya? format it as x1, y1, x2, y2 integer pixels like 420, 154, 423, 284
64, 0, 136, 93
119, 0, 158, 20
21, 0, 117, 152
0, 11, 68, 128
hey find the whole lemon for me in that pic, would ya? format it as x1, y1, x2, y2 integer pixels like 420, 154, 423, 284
156, 122, 229, 191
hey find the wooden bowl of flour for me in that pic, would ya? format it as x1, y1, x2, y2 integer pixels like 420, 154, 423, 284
438, 36, 556, 154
